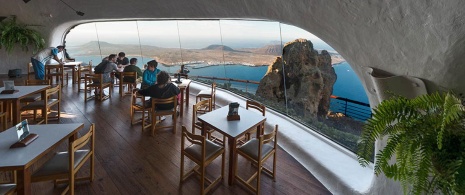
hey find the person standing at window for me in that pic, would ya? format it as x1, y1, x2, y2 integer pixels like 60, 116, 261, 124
141, 60, 161, 89
30, 45, 64, 80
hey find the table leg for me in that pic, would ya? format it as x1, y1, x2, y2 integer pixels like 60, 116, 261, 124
180, 88, 184, 117
72, 66, 76, 84
16, 168, 32, 195
228, 137, 237, 185
186, 85, 190, 108
12, 100, 20, 125
201, 121, 207, 136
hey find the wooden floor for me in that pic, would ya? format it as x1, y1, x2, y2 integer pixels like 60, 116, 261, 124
7, 76, 331, 195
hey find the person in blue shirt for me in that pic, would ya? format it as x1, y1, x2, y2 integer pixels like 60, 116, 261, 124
141, 60, 161, 89
30, 45, 65, 80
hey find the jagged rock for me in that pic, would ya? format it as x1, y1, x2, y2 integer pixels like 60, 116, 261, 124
256, 39, 337, 118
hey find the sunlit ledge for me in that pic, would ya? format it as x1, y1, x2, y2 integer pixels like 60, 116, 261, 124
189, 81, 374, 195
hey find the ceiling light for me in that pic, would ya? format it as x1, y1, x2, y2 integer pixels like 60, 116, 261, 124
59, 0, 85, 16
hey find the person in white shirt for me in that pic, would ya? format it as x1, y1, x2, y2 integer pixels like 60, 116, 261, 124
30, 45, 64, 80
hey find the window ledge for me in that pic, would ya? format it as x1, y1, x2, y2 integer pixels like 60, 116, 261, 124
189, 82, 374, 194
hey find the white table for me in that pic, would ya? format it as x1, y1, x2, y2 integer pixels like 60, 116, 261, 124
0, 85, 50, 125
198, 106, 266, 185
0, 123, 84, 195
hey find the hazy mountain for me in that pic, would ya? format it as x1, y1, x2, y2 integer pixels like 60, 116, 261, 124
202, 44, 235, 51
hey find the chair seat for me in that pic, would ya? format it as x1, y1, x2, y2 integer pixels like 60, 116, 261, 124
0, 184, 16, 195
20, 94, 41, 102
87, 83, 112, 88
185, 139, 223, 161
134, 102, 151, 109
32, 150, 90, 177
197, 90, 212, 97
153, 108, 175, 115
238, 139, 274, 160
21, 99, 59, 110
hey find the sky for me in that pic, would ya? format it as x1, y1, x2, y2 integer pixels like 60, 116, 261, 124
65, 19, 335, 51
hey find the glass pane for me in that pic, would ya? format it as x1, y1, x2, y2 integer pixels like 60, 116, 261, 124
280, 23, 370, 152
63, 23, 101, 65
95, 21, 141, 65
219, 20, 281, 98
136, 21, 181, 73
177, 20, 226, 86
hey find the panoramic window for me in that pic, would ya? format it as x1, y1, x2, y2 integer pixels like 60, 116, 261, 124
64, 20, 370, 152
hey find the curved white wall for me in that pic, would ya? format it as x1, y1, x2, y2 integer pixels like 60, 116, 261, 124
2, 1, 465, 194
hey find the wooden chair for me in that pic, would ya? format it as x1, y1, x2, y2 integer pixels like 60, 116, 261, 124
119, 72, 138, 97
84, 74, 112, 101
245, 100, 266, 140
77, 61, 93, 91
235, 125, 278, 195
45, 64, 68, 87
150, 96, 178, 136
130, 91, 152, 131
192, 99, 224, 145
20, 84, 61, 124
196, 82, 216, 109
180, 126, 225, 195
20, 79, 51, 105
31, 123, 95, 195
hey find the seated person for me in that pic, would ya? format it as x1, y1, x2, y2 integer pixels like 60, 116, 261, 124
123, 58, 143, 83
93, 54, 118, 95
116, 52, 129, 67
115, 52, 129, 79
141, 60, 161, 89
137, 71, 180, 110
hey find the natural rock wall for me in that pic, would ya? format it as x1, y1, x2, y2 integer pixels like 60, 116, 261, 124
256, 39, 336, 118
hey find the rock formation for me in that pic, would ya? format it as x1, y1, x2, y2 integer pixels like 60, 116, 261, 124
256, 39, 336, 118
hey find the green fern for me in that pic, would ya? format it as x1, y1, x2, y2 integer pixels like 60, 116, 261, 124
0, 17, 45, 53
357, 92, 465, 194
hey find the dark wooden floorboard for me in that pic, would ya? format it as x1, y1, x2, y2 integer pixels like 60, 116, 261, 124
6, 77, 331, 195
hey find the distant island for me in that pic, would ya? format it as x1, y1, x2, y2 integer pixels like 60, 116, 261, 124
68, 41, 345, 66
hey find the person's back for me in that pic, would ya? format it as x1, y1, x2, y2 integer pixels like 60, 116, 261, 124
94, 54, 118, 84
138, 71, 180, 110
123, 58, 143, 83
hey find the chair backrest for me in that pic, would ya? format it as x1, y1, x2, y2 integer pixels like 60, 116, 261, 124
151, 95, 178, 111
181, 125, 206, 157
131, 90, 149, 108
85, 73, 105, 86
27, 63, 34, 80
68, 123, 95, 187
192, 99, 211, 131
257, 125, 278, 160
121, 71, 138, 84
70, 123, 95, 155
80, 61, 93, 73
246, 100, 265, 116
45, 84, 61, 100
25, 79, 51, 86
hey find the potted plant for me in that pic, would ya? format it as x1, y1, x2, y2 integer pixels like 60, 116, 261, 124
357, 92, 465, 194
0, 16, 45, 53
